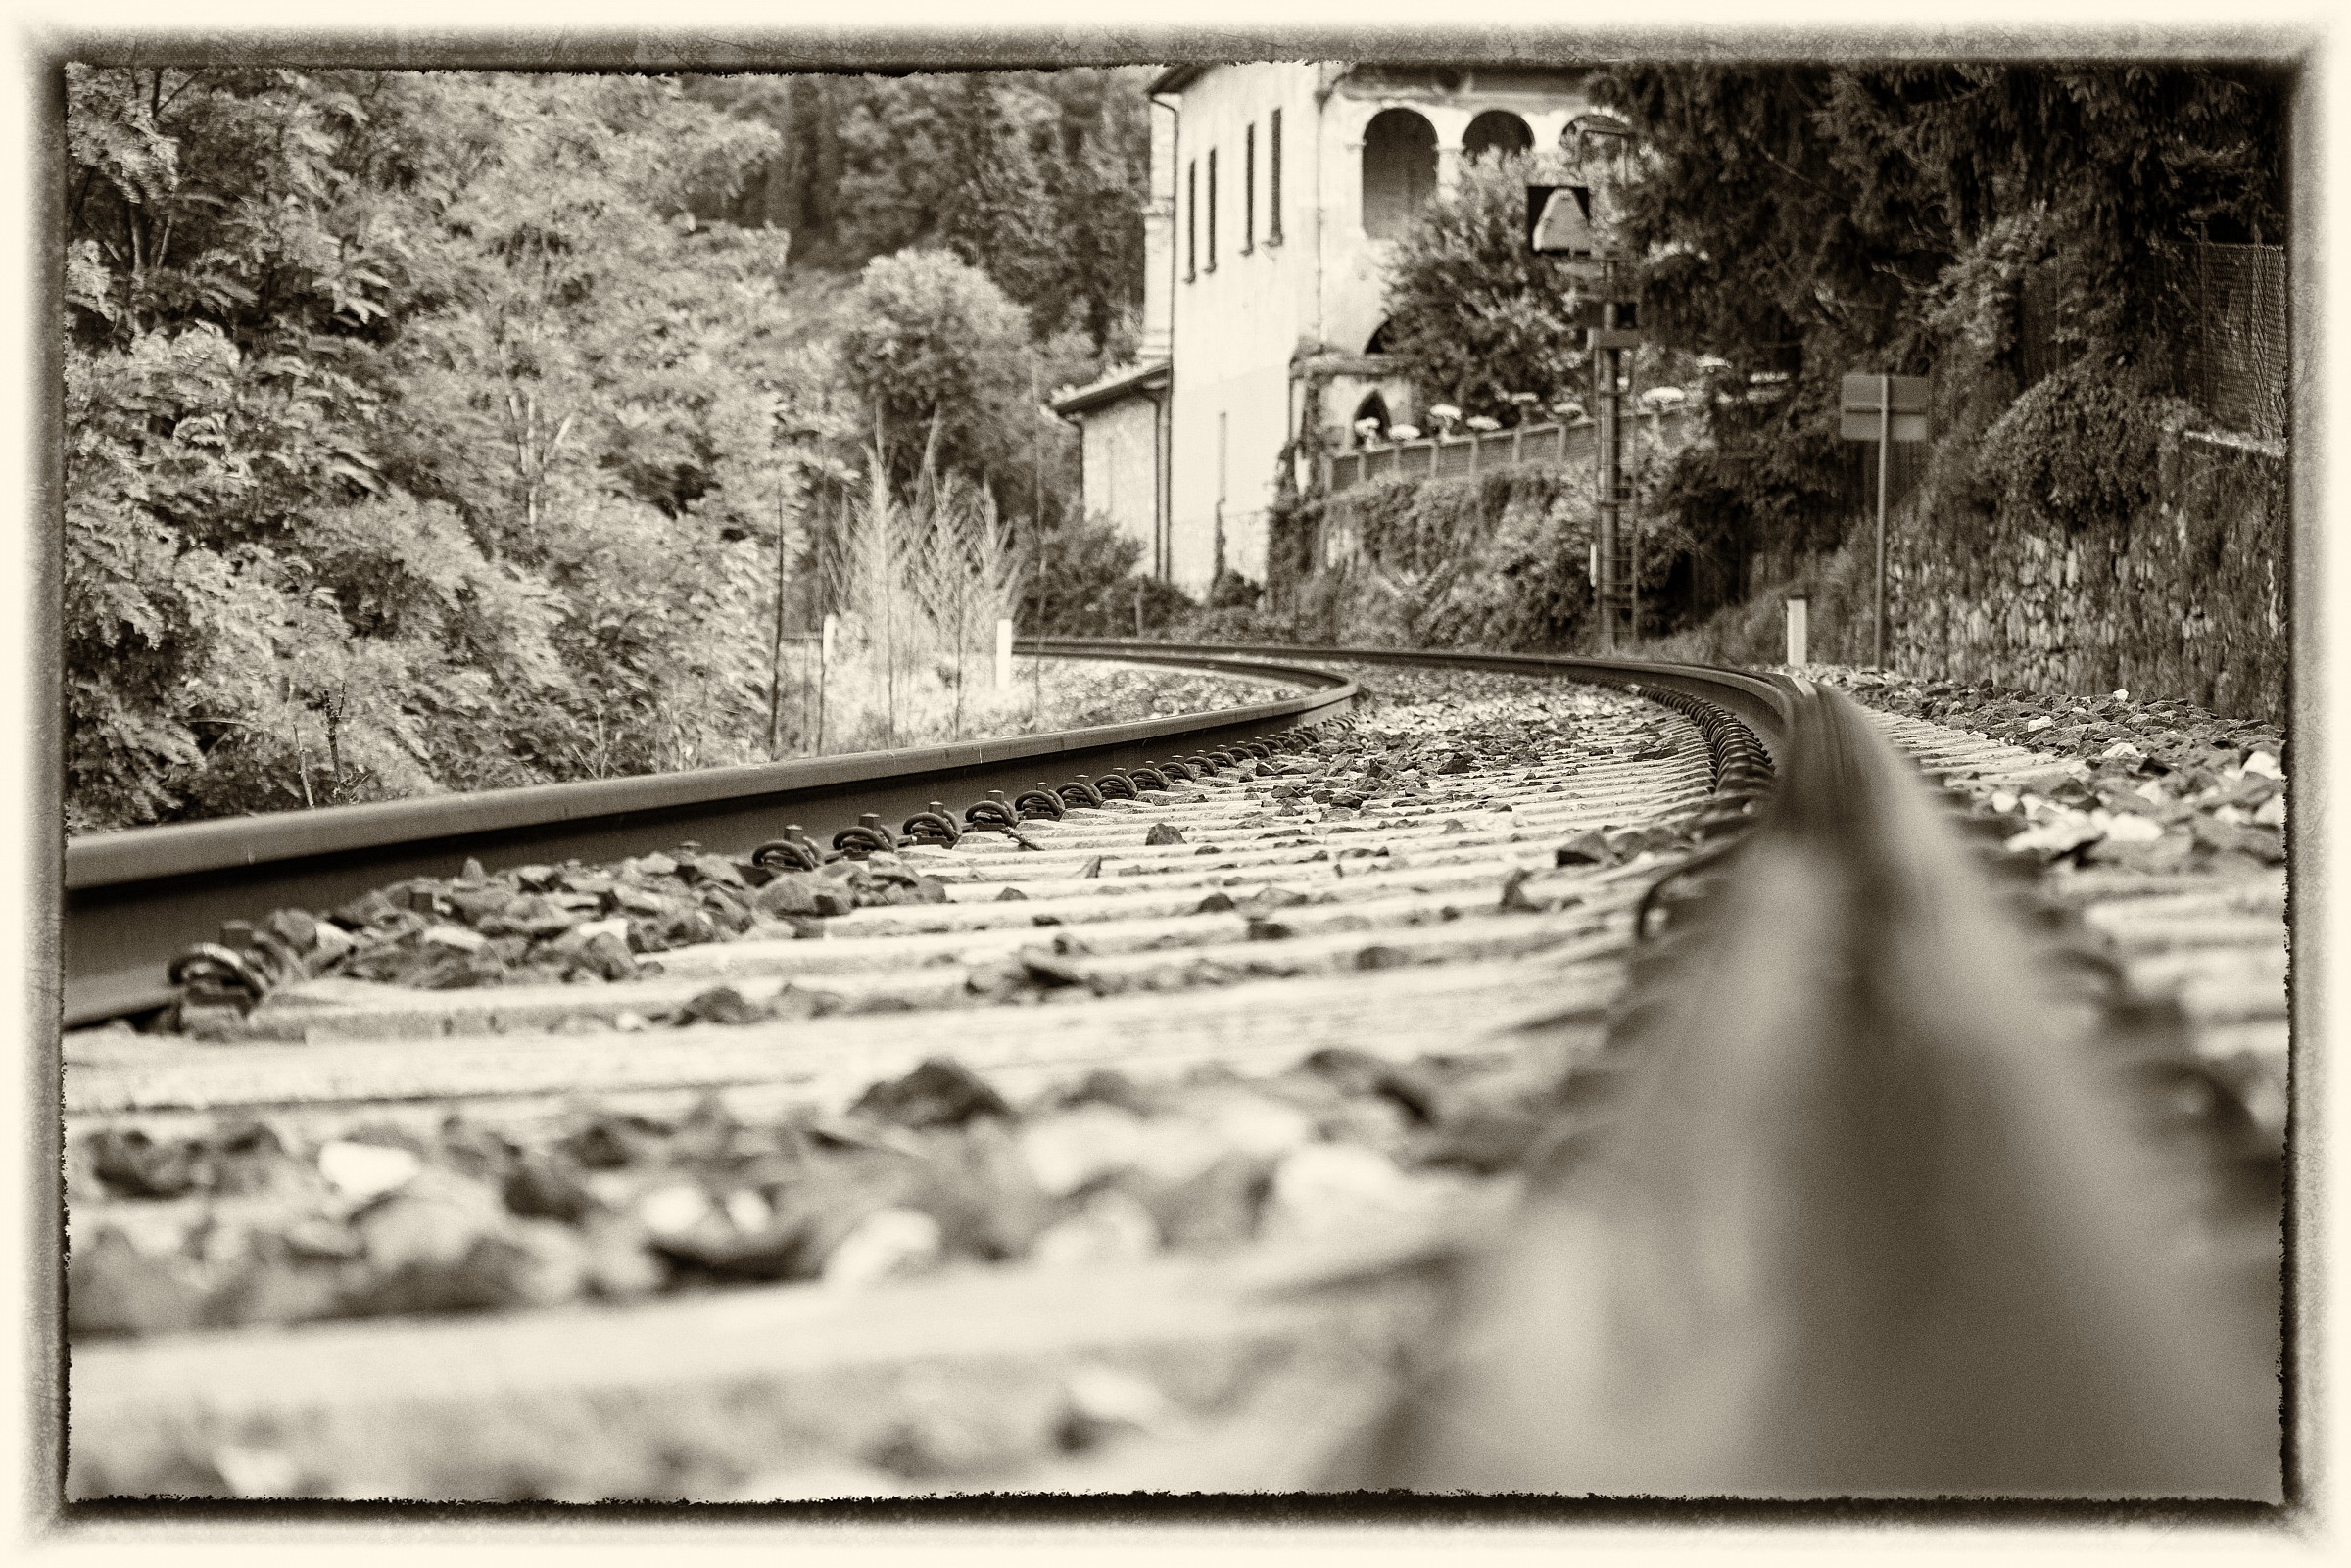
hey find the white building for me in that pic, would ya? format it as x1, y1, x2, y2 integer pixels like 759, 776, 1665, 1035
1052, 62, 1600, 595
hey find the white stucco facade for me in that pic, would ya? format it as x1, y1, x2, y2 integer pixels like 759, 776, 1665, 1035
1052, 361, 1168, 574
1056, 63, 1599, 597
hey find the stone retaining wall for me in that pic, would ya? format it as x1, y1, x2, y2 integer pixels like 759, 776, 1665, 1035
1888, 429, 2287, 725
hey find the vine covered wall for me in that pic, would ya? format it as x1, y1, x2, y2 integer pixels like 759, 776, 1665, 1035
1269, 465, 1604, 650
1647, 428, 2287, 728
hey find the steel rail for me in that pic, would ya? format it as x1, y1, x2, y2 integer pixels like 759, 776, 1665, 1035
1336, 674, 2281, 1499
63, 648, 1356, 1027
57, 640, 2279, 1499
1031, 638, 1798, 769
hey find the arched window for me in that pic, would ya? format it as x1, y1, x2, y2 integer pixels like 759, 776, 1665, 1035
1365, 318, 1395, 355
1462, 109, 1533, 165
1361, 109, 1437, 240
1351, 392, 1391, 446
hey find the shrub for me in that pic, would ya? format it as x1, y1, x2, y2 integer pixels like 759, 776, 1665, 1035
1972, 359, 2190, 534
1018, 514, 1195, 636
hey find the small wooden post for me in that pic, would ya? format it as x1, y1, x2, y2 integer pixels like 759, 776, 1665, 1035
993, 617, 1014, 690
1785, 595, 1809, 667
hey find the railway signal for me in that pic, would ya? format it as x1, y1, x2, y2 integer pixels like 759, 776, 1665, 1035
1840, 372, 1931, 668
1533, 180, 1640, 651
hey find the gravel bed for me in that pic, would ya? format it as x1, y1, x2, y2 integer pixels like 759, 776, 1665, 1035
68, 667, 1712, 1369
128, 666, 1682, 1039
1799, 665, 2286, 878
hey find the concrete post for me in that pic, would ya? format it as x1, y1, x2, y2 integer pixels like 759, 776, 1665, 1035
993, 617, 1014, 691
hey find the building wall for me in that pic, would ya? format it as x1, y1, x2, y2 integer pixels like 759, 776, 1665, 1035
1315, 71, 1593, 363
1163, 64, 1600, 594
1139, 99, 1177, 360
1165, 63, 1322, 594
1078, 393, 1163, 567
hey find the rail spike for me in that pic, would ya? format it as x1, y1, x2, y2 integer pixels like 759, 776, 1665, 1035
831, 812, 898, 859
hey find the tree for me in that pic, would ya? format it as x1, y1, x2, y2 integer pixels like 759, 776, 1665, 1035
1588, 62, 2285, 587
835, 249, 1050, 519
1377, 149, 1595, 422
689, 68, 1152, 352
62, 67, 831, 828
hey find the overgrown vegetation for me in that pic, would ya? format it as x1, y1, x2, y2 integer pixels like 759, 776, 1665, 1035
1595, 62, 2286, 579
684, 70, 1151, 352
63, 68, 1147, 832
1258, 441, 1682, 651
1305, 65, 2286, 670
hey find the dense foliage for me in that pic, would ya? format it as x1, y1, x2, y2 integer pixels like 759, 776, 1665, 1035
836, 250, 1056, 521
62, 68, 1140, 832
685, 70, 1151, 353
1016, 515, 1194, 638
1592, 63, 2286, 574
1376, 149, 1595, 423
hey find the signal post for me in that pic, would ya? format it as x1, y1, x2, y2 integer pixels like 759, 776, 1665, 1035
1531, 171, 1642, 652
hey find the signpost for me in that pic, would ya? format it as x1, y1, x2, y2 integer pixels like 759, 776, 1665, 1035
1840, 372, 1930, 669
1532, 181, 1640, 651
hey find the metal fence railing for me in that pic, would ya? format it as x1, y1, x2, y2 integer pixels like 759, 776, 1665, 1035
1322, 407, 1696, 496
2017, 242, 2288, 446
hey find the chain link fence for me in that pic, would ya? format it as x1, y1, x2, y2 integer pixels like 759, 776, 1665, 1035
2018, 241, 2287, 445
2179, 242, 2288, 444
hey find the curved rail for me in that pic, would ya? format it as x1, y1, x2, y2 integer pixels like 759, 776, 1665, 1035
1031, 638, 1798, 770
63, 647, 1355, 1027
1340, 673, 2281, 1498
58, 640, 2281, 1499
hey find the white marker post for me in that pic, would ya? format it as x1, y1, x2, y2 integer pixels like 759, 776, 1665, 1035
993, 617, 1014, 691
1785, 595, 1809, 668
818, 613, 837, 754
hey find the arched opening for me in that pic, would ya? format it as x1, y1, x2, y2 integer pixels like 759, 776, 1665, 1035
1365, 318, 1395, 355
1350, 392, 1391, 447
1462, 109, 1533, 165
1361, 109, 1437, 240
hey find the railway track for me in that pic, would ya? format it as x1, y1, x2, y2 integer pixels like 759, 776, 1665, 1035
58, 644, 2285, 1504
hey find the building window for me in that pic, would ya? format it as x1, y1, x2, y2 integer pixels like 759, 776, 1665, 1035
1463, 109, 1535, 164
1243, 123, 1255, 255
1362, 108, 1437, 240
1269, 109, 1283, 245
1186, 159, 1196, 281
1206, 148, 1218, 270
1351, 392, 1391, 446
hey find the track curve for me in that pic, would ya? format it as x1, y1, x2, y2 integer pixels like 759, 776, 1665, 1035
58, 645, 2282, 1504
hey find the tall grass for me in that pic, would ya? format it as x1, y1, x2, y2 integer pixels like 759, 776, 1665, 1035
817, 445, 1029, 750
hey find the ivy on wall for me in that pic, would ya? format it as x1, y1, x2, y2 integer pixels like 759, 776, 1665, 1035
1268, 458, 1688, 651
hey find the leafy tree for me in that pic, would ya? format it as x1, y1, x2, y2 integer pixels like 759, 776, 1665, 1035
62, 67, 830, 829
1586, 62, 2285, 597
1378, 148, 1596, 422
835, 248, 1062, 524
689, 68, 1151, 350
